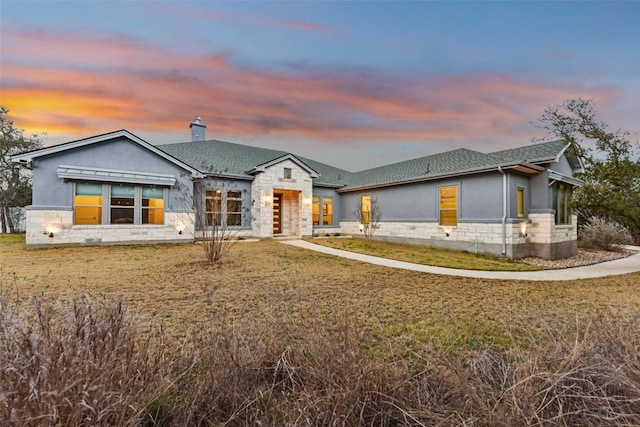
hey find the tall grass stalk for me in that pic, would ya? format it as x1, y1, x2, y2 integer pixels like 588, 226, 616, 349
1, 290, 639, 426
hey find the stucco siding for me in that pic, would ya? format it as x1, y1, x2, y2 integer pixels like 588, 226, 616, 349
30, 137, 193, 210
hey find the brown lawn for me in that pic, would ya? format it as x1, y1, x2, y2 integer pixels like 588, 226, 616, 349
2, 235, 639, 349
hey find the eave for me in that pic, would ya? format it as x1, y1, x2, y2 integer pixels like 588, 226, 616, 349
337, 162, 544, 193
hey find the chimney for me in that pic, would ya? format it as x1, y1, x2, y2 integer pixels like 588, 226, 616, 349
189, 116, 206, 141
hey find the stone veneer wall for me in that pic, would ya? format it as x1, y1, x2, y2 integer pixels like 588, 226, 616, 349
528, 210, 578, 259
250, 159, 313, 238
339, 220, 530, 258
24, 208, 195, 248
338, 212, 577, 260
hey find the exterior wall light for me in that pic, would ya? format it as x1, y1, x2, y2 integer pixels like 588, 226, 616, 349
44, 224, 61, 238
442, 227, 452, 237
520, 222, 528, 238
358, 223, 364, 232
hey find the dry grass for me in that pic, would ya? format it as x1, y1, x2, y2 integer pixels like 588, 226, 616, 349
2, 234, 640, 425
2, 290, 639, 426
308, 237, 542, 271
2, 234, 639, 349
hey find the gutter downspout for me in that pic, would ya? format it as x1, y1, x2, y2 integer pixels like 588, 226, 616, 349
498, 167, 507, 256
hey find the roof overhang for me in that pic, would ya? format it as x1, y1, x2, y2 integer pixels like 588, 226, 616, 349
555, 143, 585, 174
338, 162, 544, 193
246, 153, 320, 178
57, 165, 177, 186
548, 170, 584, 187
11, 130, 204, 179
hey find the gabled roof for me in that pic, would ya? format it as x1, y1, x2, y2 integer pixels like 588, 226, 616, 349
247, 153, 319, 178
14, 129, 579, 190
158, 139, 347, 185
11, 130, 204, 178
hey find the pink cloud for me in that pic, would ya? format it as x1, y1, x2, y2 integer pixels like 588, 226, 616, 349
1, 27, 630, 154
166, 4, 345, 39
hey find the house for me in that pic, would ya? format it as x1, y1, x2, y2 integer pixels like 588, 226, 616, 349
11, 117, 583, 259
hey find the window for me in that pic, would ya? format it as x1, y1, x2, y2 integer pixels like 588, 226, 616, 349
205, 189, 243, 227
110, 184, 135, 224
361, 195, 371, 224
74, 182, 164, 225
439, 185, 457, 226
284, 168, 292, 179
226, 191, 242, 226
322, 196, 333, 225
75, 182, 103, 224
552, 183, 572, 224
142, 186, 164, 224
205, 190, 222, 226
517, 188, 525, 218
312, 196, 320, 225
312, 196, 333, 226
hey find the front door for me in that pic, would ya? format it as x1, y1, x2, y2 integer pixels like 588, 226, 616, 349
273, 193, 282, 235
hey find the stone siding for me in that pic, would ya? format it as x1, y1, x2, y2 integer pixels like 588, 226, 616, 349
250, 159, 313, 238
24, 208, 195, 248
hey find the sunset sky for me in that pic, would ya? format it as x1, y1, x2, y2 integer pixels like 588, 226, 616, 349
2, 1, 638, 171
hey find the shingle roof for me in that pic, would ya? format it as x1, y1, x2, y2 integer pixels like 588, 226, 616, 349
157, 138, 569, 189
488, 140, 566, 164
158, 139, 354, 186
348, 148, 499, 187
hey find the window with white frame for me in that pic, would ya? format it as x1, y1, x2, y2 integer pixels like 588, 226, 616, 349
205, 189, 243, 227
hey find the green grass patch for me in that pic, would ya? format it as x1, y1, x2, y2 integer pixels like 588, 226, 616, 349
307, 237, 541, 271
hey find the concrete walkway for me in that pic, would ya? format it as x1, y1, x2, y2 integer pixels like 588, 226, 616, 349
281, 240, 640, 281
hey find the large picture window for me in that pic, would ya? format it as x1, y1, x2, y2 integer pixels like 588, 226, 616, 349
552, 183, 572, 224
75, 182, 103, 225
74, 182, 164, 225
439, 185, 458, 226
205, 189, 243, 227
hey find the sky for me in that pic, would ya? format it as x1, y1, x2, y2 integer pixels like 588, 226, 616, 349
1, 1, 639, 171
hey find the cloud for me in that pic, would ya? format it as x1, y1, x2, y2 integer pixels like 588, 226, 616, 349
1, 26, 629, 155
166, 4, 345, 38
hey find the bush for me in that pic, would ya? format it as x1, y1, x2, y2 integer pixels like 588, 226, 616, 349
0, 292, 177, 427
580, 216, 633, 251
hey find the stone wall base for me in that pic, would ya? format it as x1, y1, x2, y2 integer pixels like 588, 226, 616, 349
25, 209, 195, 248
529, 240, 578, 260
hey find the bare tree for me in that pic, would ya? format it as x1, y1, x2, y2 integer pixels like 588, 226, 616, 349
192, 178, 241, 263
353, 196, 381, 246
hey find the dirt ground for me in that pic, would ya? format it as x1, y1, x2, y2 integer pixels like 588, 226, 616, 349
2, 237, 639, 348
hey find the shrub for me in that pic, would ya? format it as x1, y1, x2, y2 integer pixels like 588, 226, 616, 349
0, 291, 177, 427
580, 216, 633, 251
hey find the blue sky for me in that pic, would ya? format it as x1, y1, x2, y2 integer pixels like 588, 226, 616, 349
2, 1, 638, 170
